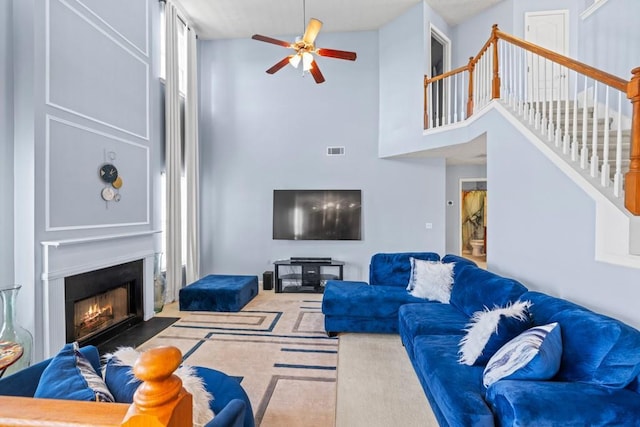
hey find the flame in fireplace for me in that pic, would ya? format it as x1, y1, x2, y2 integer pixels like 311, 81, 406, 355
78, 303, 114, 333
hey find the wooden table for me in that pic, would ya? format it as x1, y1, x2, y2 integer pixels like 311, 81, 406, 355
0, 341, 23, 378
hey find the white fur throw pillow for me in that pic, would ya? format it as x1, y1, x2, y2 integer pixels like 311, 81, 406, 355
103, 347, 214, 427
458, 300, 532, 366
408, 259, 455, 303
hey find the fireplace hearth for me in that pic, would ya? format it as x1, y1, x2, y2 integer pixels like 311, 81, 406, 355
65, 260, 143, 347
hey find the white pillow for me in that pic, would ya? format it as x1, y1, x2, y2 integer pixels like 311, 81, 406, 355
458, 300, 531, 366
408, 259, 454, 303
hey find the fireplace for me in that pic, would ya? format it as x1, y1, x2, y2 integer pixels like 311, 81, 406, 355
65, 260, 143, 347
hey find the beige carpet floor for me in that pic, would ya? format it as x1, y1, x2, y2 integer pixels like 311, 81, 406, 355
336, 333, 438, 427
149, 290, 438, 427
144, 291, 337, 426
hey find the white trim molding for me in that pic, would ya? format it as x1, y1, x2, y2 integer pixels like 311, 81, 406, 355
46, 0, 150, 141
581, 0, 610, 20
40, 230, 160, 357
45, 115, 150, 231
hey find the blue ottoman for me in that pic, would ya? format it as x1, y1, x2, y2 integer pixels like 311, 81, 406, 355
179, 275, 259, 312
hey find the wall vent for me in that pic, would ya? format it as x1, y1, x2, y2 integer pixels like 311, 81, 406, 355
326, 146, 345, 156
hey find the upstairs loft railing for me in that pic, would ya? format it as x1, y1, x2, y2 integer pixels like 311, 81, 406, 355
424, 25, 640, 216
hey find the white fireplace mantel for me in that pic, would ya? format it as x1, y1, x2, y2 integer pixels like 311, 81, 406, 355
40, 230, 160, 357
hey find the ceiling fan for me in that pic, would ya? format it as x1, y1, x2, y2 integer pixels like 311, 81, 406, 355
251, 18, 357, 84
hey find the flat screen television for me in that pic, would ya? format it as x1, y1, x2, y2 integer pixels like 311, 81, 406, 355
273, 190, 362, 240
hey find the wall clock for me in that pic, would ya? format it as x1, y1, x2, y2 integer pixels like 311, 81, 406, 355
99, 163, 119, 184
101, 186, 116, 201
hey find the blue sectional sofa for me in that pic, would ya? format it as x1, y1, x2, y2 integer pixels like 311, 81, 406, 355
322, 252, 640, 426
0, 345, 254, 427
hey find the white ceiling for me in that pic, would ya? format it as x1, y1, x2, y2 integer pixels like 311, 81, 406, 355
176, 0, 505, 40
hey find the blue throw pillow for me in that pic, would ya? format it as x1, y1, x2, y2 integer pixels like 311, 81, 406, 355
34, 342, 114, 402
458, 300, 532, 366
483, 322, 563, 388
103, 355, 142, 403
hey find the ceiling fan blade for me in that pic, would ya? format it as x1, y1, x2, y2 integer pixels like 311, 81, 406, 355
266, 56, 292, 74
309, 60, 325, 84
316, 48, 357, 61
302, 18, 323, 44
251, 34, 292, 48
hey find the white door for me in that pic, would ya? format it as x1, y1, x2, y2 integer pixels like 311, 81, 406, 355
525, 10, 568, 102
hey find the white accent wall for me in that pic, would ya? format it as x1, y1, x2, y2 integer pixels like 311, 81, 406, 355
198, 30, 446, 282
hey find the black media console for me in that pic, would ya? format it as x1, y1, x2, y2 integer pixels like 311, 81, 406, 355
274, 259, 344, 293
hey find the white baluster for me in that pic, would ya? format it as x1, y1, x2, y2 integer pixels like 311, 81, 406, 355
614, 91, 623, 197
590, 81, 599, 178
531, 54, 542, 129
563, 67, 570, 154
580, 76, 589, 169
571, 70, 579, 161
555, 65, 562, 147
541, 57, 547, 134
454, 73, 458, 123
547, 62, 555, 142
601, 86, 611, 187
518, 48, 524, 116
435, 80, 440, 127
428, 80, 433, 128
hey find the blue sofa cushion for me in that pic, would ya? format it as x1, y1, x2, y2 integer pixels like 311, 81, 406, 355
103, 356, 142, 403
34, 342, 114, 402
483, 322, 562, 387
322, 281, 428, 318
369, 252, 440, 287
412, 335, 494, 427
526, 291, 640, 389
441, 254, 478, 275
450, 265, 528, 318
398, 303, 468, 359
486, 380, 640, 426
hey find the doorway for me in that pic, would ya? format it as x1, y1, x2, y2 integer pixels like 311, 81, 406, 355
459, 179, 487, 265
430, 24, 451, 126
525, 10, 569, 101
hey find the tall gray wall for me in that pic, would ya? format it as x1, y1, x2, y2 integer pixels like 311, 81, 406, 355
11, 0, 159, 360
485, 109, 640, 330
198, 30, 446, 281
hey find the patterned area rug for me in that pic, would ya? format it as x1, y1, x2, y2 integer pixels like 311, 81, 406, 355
139, 292, 337, 427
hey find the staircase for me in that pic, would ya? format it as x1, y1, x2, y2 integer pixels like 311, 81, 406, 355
423, 25, 639, 216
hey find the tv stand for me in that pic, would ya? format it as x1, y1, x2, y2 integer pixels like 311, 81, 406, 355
290, 256, 332, 264
274, 259, 344, 293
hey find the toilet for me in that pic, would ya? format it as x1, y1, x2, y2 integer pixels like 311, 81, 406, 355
469, 239, 485, 256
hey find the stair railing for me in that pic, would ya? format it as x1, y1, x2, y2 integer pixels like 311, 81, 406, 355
424, 25, 640, 216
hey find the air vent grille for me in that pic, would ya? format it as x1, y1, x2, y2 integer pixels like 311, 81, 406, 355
326, 146, 345, 156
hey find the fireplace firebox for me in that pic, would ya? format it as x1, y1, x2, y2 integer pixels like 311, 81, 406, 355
65, 260, 143, 347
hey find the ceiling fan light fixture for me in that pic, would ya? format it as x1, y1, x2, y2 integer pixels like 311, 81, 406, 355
289, 54, 301, 68
302, 52, 314, 71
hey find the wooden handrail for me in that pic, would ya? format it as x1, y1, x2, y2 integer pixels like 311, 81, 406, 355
494, 29, 627, 92
0, 346, 192, 427
425, 64, 469, 84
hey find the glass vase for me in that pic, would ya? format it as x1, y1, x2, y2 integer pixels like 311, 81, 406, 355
153, 253, 166, 313
0, 285, 33, 377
